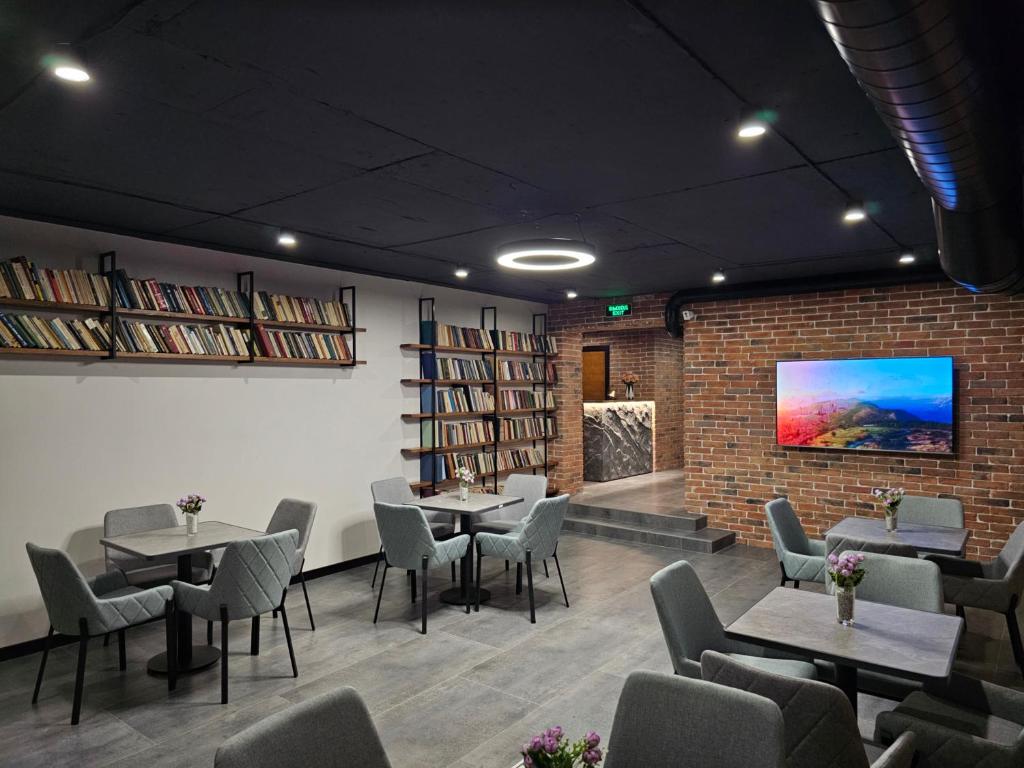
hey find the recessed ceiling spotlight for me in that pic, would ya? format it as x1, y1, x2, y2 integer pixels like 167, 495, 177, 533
899, 253, 916, 265
712, 270, 727, 284
737, 121, 767, 139
566, 289, 578, 299
54, 65, 90, 82
46, 44, 90, 83
843, 203, 867, 223
496, 238, 596, 271
736, 107, 776, 140
277, 231, 297, 247
454, 265, 469, 279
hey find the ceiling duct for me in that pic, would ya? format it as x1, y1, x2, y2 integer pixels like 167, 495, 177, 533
811, 0, 1024, 294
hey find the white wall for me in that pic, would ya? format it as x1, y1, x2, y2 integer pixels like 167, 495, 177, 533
0, 216, 544, 647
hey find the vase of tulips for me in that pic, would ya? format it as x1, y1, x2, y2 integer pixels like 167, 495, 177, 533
622, 372, 638, 400
177, 493, 205, 535
522, 726, 602, 768
872, 487, 905, 532
828, 552, 866, 626
456, 465, 475, 502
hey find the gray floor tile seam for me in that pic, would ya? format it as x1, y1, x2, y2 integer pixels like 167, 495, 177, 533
454, 672, 545, 708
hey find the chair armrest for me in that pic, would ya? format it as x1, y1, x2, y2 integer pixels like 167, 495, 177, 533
869, 732, 915, 768
431, 534, 470, 567
807, 539, 827, 557
171, 580, 214, 620
924, 673, 1024, 722
95, 584, 173, 631
89, 569, 129, 596
924, 554, 984, 577
876, 710, 1020, 768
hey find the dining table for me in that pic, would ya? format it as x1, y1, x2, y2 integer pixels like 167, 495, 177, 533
415, 491, 523, 606
725, 587, 963, 713
100, 520, 265, 675
827, 515, 970, 556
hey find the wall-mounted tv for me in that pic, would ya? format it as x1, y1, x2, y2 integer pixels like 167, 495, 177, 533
776, 357, 954, 455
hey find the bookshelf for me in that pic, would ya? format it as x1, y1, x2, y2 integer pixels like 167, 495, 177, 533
0, 251, 366, 367
402, 297, 558, 496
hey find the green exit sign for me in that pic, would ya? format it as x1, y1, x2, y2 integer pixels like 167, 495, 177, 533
605, 302, 632, 318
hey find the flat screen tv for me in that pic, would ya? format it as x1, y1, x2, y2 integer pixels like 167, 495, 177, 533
776, 357, 954, 455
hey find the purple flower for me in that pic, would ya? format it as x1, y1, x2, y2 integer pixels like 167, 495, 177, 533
839, 568, 851, 578
583, 747, 603, 765
828, 553, 839, 565
543, 735, 559, 754
585, 730, 601, 748
528, 736, 543, 752
546, 726, 564, 740
523, 756, 534, 768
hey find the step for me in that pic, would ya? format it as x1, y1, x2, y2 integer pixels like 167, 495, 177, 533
567, 502, 706, 532
562, 516, 736, 554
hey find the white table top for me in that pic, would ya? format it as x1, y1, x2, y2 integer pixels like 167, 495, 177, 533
415, 492, 523, 516
726, 587, 963, 681
100, 520, 265, 559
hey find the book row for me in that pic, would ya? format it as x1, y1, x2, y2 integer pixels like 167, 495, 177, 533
0, 312, 110, 351
421, 354, 493, 380
424, 386, 555, 413
1, 257, 111, 306
434, 420, 495, 447
498, 416, 556, 441
254, 325, 352, 360
419, 321, 557, 354
501, 389, 556, 410
116, 320, 250, 356
498, 360, 557, 382
419, 447, 548, 482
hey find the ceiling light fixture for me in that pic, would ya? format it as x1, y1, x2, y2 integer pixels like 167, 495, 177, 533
843, 203, 867, 223
277, 231, 297, 247
566, 289, 578, 299
899, 253, 916, 265
736, 107, 776, 140
454, 265, 469, 279
496, 238, 596, 271
737, 121, 767, 139
54, 65, 90, 82
46, 44, 90, 83
712, 270, 727, 284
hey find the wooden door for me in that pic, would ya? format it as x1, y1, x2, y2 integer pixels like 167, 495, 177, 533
582, 347, 609, 401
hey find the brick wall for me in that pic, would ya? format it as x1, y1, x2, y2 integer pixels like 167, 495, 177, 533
683, 282, 1024, 559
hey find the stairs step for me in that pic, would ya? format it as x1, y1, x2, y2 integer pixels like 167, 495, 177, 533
566, 502, 706, 531
563, 516, 736, 554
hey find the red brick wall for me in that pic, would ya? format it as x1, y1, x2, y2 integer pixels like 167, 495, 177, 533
683, 282, 1024, 559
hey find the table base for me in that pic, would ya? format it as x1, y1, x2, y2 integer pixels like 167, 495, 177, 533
834, 663, 858, 714
440, 586, 491, 606
146, 645, 220, 676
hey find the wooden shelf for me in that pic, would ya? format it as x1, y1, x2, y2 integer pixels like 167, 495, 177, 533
401, 408, 556, 420
402, 378, 553, 386
401, 343, 556, 359
111, 352, 251, 363
113, 306, 365, 334
0, 297, 104, 313
0, 347, 107, 360
251, 357, 366, 366
410, 460, 559, 491
259, 319, 365, 333
401, 434, 558, 456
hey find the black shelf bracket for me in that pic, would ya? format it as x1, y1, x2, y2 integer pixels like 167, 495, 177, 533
237, 271, 255, 362
99, 251, 117, 359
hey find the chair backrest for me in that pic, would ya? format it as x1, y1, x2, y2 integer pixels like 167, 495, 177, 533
491, 473, 548, 521
515, 493, 568, 559
373, 502, 436, 571
604, 670, 784, 768
267, 498, 317, 563
766, 498, 812, 557
207, 531, 299, 621
835, 550, 944, 612
898, 495, 964, 528
701, 651, 868, 768
370, 477, 415, 505
992, 521, 1024, 591
214, 687, 392, 768
25, 543, 102, 635
650, 560, 726, 678
825, 532, 917, 560
103, 503, 179, 570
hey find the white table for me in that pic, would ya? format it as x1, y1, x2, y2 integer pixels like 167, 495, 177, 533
101, 521, 265, 676
416, 492, 523, 605
827, 516, 970, 556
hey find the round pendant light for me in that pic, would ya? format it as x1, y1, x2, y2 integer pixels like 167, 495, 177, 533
496, 238, 596, 271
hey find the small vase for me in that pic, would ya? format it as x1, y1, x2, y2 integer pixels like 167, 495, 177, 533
885, 508, 898, 532
185, 512, 199, 535
625, 383, 634, 400
836, 585, 856, 626
459, 484, 469, 502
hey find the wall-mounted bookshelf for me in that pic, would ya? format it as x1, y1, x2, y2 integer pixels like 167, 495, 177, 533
0, 252, 366, 367
401, 297, 559, 496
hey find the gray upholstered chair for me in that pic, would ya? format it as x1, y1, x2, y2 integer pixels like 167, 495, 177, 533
267, 499, 317, 630
474, 494, 570, 623
650, 560, 818, 680
172, 530, 299, 704
215, 687, 393, 768
104, 503, 212, 585
825, 531, 918, 560
372, 502, 470, 634
875, 673, 1024, 768
26, 543, 173, 725
899, 495, 964, 528
603, 670, 786, 768
825, 550, 944, 612
474, 473, 548, 534
926, 521, 1024, 674
701, 650, 917, 768
765, 498, 827, 587
370, 477, 456, 587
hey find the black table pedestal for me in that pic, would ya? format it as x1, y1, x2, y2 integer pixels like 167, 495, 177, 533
834, 663, 858, 713
147, 552, 220, 676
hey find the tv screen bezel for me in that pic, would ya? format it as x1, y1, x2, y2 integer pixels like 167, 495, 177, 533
774, 355, 956, 457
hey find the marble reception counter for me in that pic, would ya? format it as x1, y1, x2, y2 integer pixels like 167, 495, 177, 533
583, 401, 654, 481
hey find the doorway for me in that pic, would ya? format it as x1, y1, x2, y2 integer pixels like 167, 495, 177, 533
582, 345, 610, 401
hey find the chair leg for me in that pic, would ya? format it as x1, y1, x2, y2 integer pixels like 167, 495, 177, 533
475, 545, 483, 613
1006, 597, 1024, 674
554, 551, 570, 608
165, 600, 177, 692
462, 555, 470, 614
421, 555, 429, 635
543, 559, 549, 578
299, 564, 315, 631
778, 561, 787, 588
207, 620, 213, 645
794, 580, 800, 589
516, 563, 523, 595
220, 605, 229, 705
410, 568, 417, 603
526, 550, 536, 624
505, 559, 510, 571
117, 628, 127, 671
371, 545, 384, 588
71, 618, 88, 726
279, 592, 298, 677
32, 625, 53, 704
103, 633, 110, 647
451, 561, 456, 582
250, 616, 260, 656
373, 564, 389, 623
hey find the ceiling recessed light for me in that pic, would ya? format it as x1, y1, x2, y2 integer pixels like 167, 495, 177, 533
899, 253, 916, 265
737, 122, 767, 139
566, 289, 578, 299
454, 266, 469, 279
496, 239, 596, 271
712, 270, 727, 284
54, 65, 90, 82
843, 204, 867, 223
277, 232, 297, 247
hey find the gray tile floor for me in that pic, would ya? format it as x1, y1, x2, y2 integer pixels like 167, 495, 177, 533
1, 534, 1021, 767
573, 469, 687, 516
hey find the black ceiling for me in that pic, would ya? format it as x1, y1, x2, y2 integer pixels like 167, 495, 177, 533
0, 0, 939, 302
